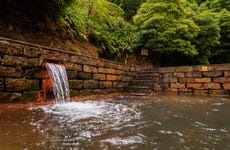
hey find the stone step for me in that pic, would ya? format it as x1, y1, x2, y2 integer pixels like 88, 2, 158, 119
137, 72, 160, 76
143, 68, 159, 72
125, 86, 153, 93
129, 80, 155, 86
135, 76, 160, 80
125, 68, 161, 94
136, 72, 160, 78
135, 76, 153, 80
125, 93, 148, 97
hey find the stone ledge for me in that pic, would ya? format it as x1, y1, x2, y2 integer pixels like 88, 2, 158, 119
176, 66, 193, 72
93, 74, 106, 81
69, 80, 83, 90
213, 77, 230, 83
213, 64, 230, 71
99, 81, 113, 89
170, 83, 185, 89
6, 78, 39, 92
223, 83, 230, 90
194, 78, 211, 83
84, 80, 98, 89
187, 83, 203, 89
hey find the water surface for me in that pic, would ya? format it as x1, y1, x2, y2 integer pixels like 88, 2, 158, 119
0, 95, 230, 150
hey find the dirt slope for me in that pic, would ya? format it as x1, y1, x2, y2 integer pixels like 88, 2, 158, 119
0, 21, 100, 58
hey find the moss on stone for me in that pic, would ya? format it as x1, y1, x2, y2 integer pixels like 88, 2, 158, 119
0, 92, 22, 103
19, 91, 38, 102
6, 78, 40, 91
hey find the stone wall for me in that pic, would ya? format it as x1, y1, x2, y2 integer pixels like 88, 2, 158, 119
0, 37, 229, 103
0, 37, 140, 102
160, 65, 230, 96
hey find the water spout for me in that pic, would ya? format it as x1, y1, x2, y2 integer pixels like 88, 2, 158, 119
45, 63, 70, 103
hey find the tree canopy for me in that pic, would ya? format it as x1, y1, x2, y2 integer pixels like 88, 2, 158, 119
133, 0, 199, 56
108, 0, 146, 20
132, 0, 229, 65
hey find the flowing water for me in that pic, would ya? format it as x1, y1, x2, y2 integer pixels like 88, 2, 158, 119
45, 63, 70, 103
0, 95, 230, 150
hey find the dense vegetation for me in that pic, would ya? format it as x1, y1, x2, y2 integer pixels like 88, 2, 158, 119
0, 0, 229, 66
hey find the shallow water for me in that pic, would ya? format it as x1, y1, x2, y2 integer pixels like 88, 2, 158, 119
0, 95, 230, 150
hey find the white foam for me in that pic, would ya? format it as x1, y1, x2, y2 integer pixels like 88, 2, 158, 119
211, 102, 224, 106
158, 130, 184, 137
101, 134, 145, 145
32, 100, 141, 123
40, 102, 106, 120
194, 121, 208, 127
158, 130, 173, 134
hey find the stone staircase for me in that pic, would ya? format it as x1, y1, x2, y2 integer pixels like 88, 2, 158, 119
125, 68, 161, 94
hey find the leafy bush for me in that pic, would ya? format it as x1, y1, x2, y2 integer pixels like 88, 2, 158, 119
62, 0, 134, 59
132, 0, 229, 65
133, 0, 199, 56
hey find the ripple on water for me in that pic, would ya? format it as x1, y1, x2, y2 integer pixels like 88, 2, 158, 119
24, 96, 230, 149
101, 134, 145, 145
31, 100, 141, 122
29, 100, 142, 139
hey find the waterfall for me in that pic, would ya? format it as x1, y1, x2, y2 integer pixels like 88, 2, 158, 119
45, 63, 70, 103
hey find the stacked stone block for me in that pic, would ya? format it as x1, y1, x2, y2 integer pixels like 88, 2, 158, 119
160, 64, 230, 96
0, 37, 139, 102
0, 37, 230, 103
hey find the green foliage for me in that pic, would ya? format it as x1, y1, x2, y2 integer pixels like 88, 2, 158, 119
88, 14, 134, 60
201, 0, 230, 12
56, 0, 230, 64
219, 9, 230, 48
60, 0, 134, 59
89, 19, 134, 59
132, 0, 230, 65
85, 0, 133, 59
133, 0, 199, 56
195, 0, 206, 5
108, 0, 146, 20
61, 1, 88, 39
211, 9, 230, 63
42, 0, 74, 19
192, 7, 220, 64
199, 0, 230, 63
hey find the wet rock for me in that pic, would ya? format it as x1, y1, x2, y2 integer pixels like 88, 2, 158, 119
6, 78, 39, 91
0, 92, 22, 102
0, 78, 4, 91
69, 80, 83, 90
78, 72, 92, 80
84, 80, 98, 89
0, 66, 22, 77
4, 55, 39, 67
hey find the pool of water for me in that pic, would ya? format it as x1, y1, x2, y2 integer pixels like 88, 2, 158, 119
0, 95, 230, 150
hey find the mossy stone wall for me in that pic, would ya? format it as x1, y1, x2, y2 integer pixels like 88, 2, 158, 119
0, 37, 229, 103
0, 37, 139, 102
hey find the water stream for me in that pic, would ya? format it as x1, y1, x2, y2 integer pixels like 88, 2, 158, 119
45, 63, 70, 103
0, 95, 230, 149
